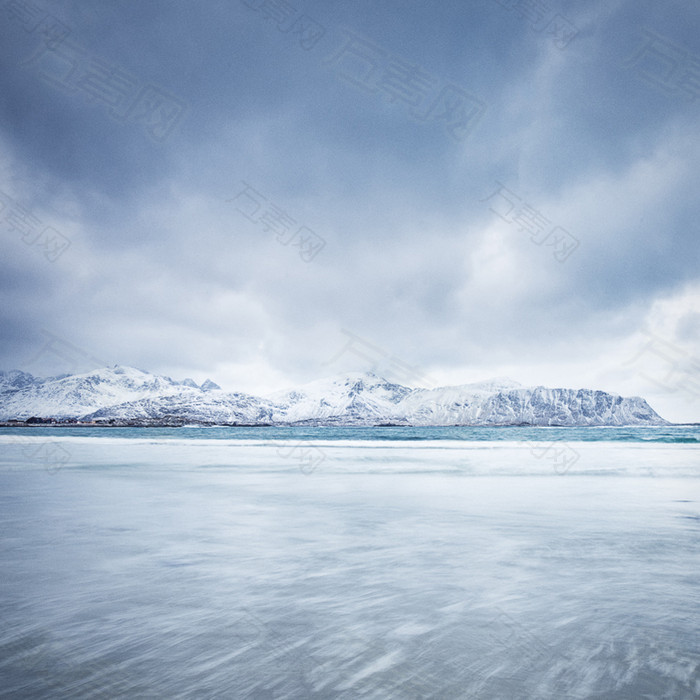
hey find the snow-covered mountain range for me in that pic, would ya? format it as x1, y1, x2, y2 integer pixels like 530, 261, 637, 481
0, 366, 669, 426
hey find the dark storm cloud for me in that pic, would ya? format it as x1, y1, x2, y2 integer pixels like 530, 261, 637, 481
0, 0, 698, 419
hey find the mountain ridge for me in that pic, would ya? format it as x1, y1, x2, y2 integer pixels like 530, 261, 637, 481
0, 366, 669, 426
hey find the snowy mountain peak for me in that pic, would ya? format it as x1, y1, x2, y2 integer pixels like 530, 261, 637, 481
0, 365, 194, 420
200, 379, 221, 392
0, 369, 38, 393
312, 370, 393, 387
0, 365, 669, 426
340, 370, 389, 382
460, 377, 523, 393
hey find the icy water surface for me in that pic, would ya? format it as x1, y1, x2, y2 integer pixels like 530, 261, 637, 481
0, 427, 699, 698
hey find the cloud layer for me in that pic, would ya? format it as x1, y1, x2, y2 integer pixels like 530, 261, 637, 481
1, 0, 698, 421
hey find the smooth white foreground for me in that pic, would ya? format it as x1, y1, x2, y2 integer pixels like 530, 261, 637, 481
0, 434, 698, 698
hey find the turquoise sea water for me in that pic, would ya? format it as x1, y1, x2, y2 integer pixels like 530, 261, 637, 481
1, 424, 698, 442
0, 426, 699, 698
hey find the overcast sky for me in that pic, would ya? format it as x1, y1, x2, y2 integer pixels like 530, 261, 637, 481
1, 0, 699, 422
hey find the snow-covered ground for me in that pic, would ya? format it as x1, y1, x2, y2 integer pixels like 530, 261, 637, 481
0, 432, 698, 698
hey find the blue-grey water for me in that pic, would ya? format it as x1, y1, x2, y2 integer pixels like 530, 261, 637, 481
1, 426, 699, 698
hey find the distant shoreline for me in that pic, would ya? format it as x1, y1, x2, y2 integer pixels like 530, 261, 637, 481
1, 420, 694, 428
